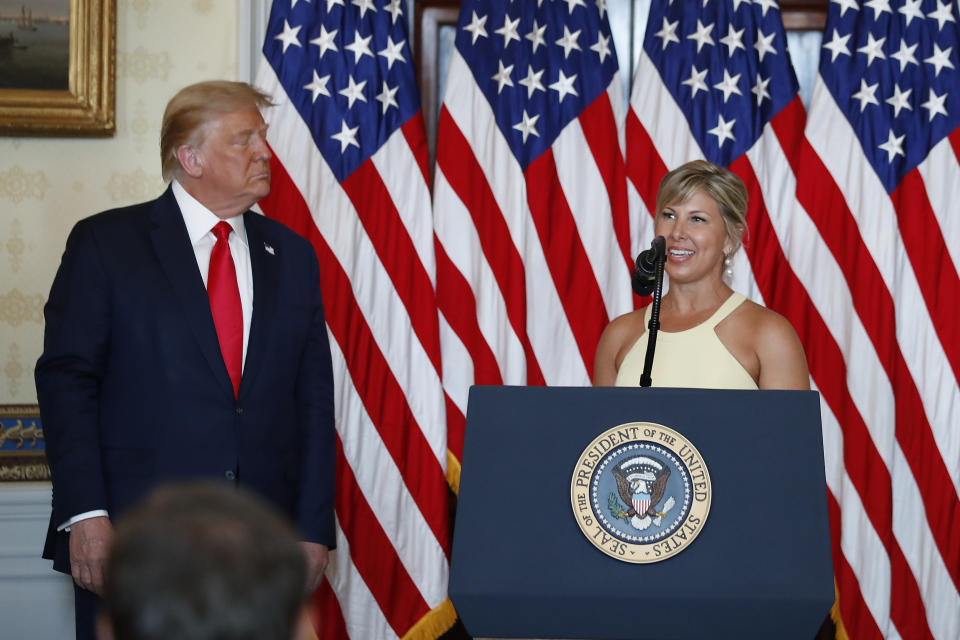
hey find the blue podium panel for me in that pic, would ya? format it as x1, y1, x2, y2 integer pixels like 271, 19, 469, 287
450, 386, 833, 640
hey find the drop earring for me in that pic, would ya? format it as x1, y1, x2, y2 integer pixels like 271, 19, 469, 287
723, 253, 734, 281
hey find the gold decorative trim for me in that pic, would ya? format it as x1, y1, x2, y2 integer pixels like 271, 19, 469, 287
831, 580, 850, 640
400, 597, 457, 640
446, 449, 460, 495
0, 405, 49, 482
0, 0, 116, 136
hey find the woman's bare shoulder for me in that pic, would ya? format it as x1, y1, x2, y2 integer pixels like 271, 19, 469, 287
735, 300, 799, 343
593, 307, 648, 385
734, 299, 809, 389
604, 307, 648, 338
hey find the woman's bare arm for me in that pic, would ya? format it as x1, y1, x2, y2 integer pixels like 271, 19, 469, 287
755, 312, 810, 390
593, 311, 644, 386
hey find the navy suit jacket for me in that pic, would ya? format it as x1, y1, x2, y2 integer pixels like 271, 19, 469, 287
36, 186, 336, 573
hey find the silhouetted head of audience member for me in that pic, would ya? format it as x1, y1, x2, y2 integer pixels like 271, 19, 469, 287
99, 482, 310, 640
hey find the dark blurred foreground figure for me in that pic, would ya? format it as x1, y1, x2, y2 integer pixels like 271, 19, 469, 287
99, 483, 312, 640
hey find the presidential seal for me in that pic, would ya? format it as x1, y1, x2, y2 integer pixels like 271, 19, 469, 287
570, 422, 711, 563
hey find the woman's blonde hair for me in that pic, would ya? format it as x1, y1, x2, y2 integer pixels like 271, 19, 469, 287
160, 81, 273, 182
655, 160, 748, 252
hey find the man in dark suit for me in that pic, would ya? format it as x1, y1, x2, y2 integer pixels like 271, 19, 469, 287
35, 81, 336, 640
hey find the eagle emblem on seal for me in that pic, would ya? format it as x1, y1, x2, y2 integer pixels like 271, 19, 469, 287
610, 455, 676, 531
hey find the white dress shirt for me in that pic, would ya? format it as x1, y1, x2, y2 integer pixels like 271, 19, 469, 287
60, 181, 255, 531
172, 179, 254, 368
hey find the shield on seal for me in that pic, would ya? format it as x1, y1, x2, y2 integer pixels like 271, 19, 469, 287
633, 494, 650, 516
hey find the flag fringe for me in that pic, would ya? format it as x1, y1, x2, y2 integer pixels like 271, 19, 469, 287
830, 601, 850, 640
830, 579, 849, 640
446, 449, 461, 495
401, 597, 457, 640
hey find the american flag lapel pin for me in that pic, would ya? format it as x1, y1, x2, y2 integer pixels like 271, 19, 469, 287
264, 242, 275, 255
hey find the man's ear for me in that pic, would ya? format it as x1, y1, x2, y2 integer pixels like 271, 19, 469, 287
175, 144, 204, 179
95, 612, 114, 640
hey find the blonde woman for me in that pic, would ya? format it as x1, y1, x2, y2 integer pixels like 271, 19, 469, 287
594, 160, 809, 390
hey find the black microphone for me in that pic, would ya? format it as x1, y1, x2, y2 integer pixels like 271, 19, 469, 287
631, 236, 666, 296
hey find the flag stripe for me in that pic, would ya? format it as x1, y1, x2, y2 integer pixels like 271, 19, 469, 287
819, 391, 894, 637
554, 109, 633, 324
260, 155, 450, 556
625, 109, 669, 216
435, 242, 504, 387
434, 238, 499, 464
443, 394, 466, 467
433, 164, 529, 384
341, 162, 442, 374
326, 516, 401, 640
262, 104, 447, 474
330, 335, 448, 604
776, 109, 960, 595
257, 166, 449, 634
401, 117, 432, 187
891, 171, 960, 387
803, 83, 960, 496
257, 2, 450, 637
757, 117, 956, 636
754, 117, 960, 636
334, 441, 431, 636
578, 90, 633, 268
525, 148, 610, 376
917, 137, 960, 292
313, 579, 351, 640
827, 492, 886, 640
629, 52, 704, 170
891, 445, 960, 640
436, 107, 546, 385
777, 92, 960, 590
732, 153, 934, 638
370, 118, 438, 286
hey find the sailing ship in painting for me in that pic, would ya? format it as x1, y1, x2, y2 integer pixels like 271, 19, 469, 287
0, 2, 69, 89
16, 5, 36, 31
1, 5, 37, 51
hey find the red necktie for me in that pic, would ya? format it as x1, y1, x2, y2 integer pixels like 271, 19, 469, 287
208, 221, 242, 398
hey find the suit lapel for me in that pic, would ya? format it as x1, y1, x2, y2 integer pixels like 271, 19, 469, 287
240, 211, 278, 398
148, 187, 235, 399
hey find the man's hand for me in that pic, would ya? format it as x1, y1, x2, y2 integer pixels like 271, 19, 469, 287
69, 516, 113, 596
300, 541, 329, 595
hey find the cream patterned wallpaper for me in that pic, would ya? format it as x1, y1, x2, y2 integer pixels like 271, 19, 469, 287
0, 1, 242, 404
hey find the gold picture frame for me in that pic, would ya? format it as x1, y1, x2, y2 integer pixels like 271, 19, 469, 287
0, 0, 115, 136
0, 405, 49, 482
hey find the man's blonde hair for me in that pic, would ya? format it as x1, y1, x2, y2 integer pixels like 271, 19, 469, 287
160, 81, 273, 182
655, 160, 748, 252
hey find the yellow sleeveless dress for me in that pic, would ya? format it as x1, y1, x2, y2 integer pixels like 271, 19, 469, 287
613, 292, 759, 389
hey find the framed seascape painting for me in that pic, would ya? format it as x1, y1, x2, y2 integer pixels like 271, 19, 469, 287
0, 405, 49, 482
0, 0, 115, 135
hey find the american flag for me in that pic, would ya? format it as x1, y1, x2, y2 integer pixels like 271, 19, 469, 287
628, 0, 960, 638
433, 0, 634, 471
254, 0, 453, 638
797, 0, 960, 637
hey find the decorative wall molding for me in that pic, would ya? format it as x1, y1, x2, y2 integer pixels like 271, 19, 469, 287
0, 484, 75, 637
